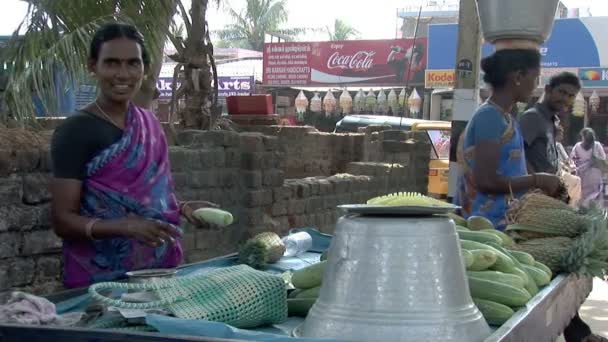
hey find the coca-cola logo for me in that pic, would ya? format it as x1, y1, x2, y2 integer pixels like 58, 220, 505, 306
327, 51, 376, 70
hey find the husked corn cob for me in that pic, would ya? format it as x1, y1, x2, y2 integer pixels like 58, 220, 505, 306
367, 192, 452, 207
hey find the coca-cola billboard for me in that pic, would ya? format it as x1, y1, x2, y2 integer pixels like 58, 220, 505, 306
263, 38, 427, 86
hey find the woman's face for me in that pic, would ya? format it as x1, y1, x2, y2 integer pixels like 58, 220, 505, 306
515, 68, 540, 103
89, 38, 145, 104
582, 131, 595, 145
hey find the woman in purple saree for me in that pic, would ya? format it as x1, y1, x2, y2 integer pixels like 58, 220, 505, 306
50, 23, 213, 288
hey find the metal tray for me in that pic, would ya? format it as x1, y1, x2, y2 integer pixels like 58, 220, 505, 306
337, 204, 460, 216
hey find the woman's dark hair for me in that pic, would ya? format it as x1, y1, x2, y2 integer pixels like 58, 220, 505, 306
548, 71, 581, 90
581, 127, 596, 142
89, 23, 150, 65
481, 49, 541, 89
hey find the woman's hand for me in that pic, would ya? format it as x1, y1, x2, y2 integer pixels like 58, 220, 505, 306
533, 173, 562, 197
122, 215, 182, 247
180, 201, 219, 227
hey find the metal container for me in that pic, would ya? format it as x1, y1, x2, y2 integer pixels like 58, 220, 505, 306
477, 0, 560, 44
296, 214, 491, 342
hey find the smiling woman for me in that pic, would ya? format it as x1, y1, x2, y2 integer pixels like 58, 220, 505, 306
49, 23, 217, 288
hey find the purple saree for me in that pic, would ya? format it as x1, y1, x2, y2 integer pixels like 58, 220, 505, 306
63, 104, 182, 288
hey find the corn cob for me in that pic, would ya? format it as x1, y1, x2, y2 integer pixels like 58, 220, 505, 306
510, 237, 573, 274
505, 227, 549, 242
511, 214, 608, 277
508, 208, 587, 238
507, 191, 572, 224
238, 232, 286, 269
367, 192, 452, 207
561, 214, 608, 277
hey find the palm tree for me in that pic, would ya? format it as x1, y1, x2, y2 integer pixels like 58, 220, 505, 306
216, 0, 309, 51
327, 19, 360, 41
2, 0, 177, 123
165, 0, 230, 131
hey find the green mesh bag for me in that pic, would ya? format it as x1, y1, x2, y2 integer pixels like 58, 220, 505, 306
89, 265, 288, 329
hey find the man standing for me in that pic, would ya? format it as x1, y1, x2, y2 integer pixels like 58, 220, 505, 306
519, 72, 605, 342
519, 72, 581, 175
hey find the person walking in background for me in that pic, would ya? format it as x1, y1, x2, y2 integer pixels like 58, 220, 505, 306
571, 128, 606, 208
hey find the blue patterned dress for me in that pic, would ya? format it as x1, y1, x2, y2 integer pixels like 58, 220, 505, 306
455, 102, 528, 231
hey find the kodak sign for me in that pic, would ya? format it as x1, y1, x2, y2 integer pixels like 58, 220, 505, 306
425, 70, 455, 89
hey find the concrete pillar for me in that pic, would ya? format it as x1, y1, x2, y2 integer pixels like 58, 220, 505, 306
447, 0, 483, 202
430, 93, 442, 121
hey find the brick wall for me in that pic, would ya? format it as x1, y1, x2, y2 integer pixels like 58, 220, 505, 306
239, 125, 365, 179
0, 127, 429, 297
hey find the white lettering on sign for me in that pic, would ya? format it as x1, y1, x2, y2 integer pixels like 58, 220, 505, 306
539, 47, 548, 56
327, 51, 375, 70
602, 70, 608, 81
217, 79, 252, 91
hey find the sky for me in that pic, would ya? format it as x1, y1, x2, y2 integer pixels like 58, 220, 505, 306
1, 0, 608, 40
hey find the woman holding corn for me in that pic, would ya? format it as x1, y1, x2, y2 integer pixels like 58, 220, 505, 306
49, 23, 215, 288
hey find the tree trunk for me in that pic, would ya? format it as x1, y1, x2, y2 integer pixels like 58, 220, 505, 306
132, 57, 163, 109
181, 0, 211, 129
133, 1, 178, 109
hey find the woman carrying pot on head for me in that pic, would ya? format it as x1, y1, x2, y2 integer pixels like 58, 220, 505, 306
50, 23, 215, 288
455, 49, 562, 231
571, 127, 606, 209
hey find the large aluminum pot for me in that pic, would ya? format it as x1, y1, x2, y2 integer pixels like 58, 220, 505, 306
296, 214, 491, 342
477, 0, 560, 44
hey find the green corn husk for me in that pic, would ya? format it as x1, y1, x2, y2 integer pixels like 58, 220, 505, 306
507, 191, 573, 224
239, 232, 286, 269
509, 208, 586, 238
511, 212, 608, 278
510, 237, 573, 274
561, 213, 608, 277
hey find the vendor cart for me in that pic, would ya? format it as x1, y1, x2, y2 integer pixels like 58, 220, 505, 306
0, 228, 593, 342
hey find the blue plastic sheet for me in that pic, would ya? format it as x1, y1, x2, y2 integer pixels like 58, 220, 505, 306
145, 315, 341, 342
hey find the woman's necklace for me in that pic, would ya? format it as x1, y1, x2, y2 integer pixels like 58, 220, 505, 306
94, 101, 123, 129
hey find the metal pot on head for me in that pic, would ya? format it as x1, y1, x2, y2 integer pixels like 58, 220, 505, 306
477, 0, 560, 45
296, 214, 491, 342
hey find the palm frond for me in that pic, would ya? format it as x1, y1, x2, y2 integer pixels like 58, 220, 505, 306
5, 15, 122, 121
219, 0, 317, 51
2, 0, 177, 122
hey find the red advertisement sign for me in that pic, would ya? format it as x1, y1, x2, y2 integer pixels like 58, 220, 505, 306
263, 38, 427, 86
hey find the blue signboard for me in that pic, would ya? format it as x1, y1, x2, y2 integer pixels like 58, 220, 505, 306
428, 18, 605, 70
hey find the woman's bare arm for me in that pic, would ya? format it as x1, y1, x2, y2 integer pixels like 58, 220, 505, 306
474, 140, 536, 194
50, 178, 130, 240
